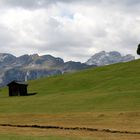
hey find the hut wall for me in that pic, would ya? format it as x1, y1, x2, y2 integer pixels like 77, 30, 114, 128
19, 85, 27, 96
9, 85, 19, 96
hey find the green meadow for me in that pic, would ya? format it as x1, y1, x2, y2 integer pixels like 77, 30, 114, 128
0, 135, 94, 140
0, 59, 140, 139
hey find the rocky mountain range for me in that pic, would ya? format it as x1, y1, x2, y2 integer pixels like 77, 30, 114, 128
0, 51, 135, 87
86, 51, 135, 66
0, 53, 95, 87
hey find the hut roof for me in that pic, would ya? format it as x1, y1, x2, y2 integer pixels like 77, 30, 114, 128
7, 81, 28, 86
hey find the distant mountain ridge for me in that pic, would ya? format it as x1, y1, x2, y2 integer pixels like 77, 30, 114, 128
0, 53, 95, 87
0, 51, 135, 87
86, 51, 135, 66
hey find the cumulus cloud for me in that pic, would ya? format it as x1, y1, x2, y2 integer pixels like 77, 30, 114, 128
0, 0, 139, 61
1, 0, 140, 9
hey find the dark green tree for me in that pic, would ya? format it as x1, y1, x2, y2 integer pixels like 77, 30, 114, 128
137, 44, 140, 55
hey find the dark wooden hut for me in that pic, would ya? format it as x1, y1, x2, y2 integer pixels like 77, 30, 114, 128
7, 81, 28, 96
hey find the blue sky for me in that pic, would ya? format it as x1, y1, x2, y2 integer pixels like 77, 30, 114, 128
0, 0, 139, 61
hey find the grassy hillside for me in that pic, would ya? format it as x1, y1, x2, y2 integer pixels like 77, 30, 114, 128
0, 59, 140, 114
0, 59, 140, 139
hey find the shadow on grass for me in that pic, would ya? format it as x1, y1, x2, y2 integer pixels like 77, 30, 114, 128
27, 92, 38, 96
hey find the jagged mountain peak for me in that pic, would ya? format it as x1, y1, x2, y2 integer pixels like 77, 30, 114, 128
0, 53, 16, 61
0, 53, 94, 87
0, 51, 135, 87
86, 51, 135, 66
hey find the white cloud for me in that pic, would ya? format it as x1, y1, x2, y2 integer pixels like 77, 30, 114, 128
0, 0, 139, 62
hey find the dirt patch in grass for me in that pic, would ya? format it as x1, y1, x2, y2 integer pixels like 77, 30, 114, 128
0, 111, 139, 140
0, 126, 140, 140
0, 111, 139, 132
0, 123, 140, 134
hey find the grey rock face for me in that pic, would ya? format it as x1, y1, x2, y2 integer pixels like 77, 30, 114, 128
0, 53, 16, 68
0, 53, 94, 87
2, 68, 62, 86
122, 54, 135, 62
86, 51, 135, 66
63, 61, 94, 73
